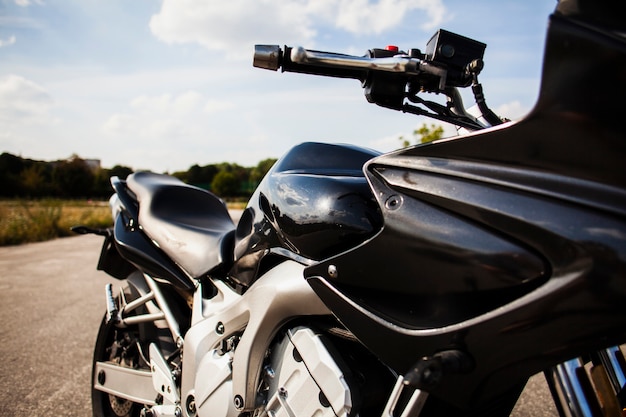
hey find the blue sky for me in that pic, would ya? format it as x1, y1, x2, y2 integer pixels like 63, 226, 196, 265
0, 0, 556, 173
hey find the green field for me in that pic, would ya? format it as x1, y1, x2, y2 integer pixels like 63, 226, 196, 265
0, 200, 113, 246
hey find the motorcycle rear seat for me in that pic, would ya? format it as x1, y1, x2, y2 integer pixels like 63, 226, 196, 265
127, 171, 235, 278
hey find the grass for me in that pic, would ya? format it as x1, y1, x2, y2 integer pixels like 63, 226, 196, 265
0, 200, 113, 246
0, 199, 246, 246
224, 199, 247, 210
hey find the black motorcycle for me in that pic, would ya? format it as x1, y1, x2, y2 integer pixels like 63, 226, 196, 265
75, 1, 626, 416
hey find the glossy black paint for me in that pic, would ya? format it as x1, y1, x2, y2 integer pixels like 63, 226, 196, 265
111, 179, 197, 292
126, 172, 235, 278
229, 142, 383, 286
305, 10, 626, 410
96, 230, 135, 280
113, 211, 196, 292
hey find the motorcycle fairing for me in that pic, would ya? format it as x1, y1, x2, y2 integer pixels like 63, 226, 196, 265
113, 204, 197, 292
229, 142, 383, 287
96, 229, 136, 280
305, 11, 626, 410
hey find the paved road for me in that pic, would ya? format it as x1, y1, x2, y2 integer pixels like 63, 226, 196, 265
0, 230, 557, 416
0, 234, 112, 416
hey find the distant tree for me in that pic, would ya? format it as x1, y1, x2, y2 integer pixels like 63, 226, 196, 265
399, 123, 445, 147
416, 123, 445, 143
182, 164, 219, 189
399, 136, 411, 148
217, 162, 248, 179
186, 164, 203, 184
250, 158, 277, 186
0, 151, 287, 199
171, 170, 188, 182
174, 161, 266, 197
0, 152, 27, 196
92, 165, 134, 197
0, 152, 26, 173
52, 157, 95, 198
109, 165, 133, 180
92, 168, 111, 198
20, 164, 51, 197
211, 170, 239, 197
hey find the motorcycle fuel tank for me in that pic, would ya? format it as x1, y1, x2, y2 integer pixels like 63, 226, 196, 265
229, 142, 383, 287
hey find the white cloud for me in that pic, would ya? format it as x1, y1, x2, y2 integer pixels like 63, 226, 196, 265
0, 35, 17, 48
101, 113, 134, 134
150, 0, 316, 54
0, 74, 54, 124
130, 91, 204, 116
368, 132, 405, 152
14, 0, 45, 6
495, 100, 529, 121
102, 90, 232, 142
150, 0, 446, 56
334, 0, 446, 34
204, 99, 235, 113
102, 111, 188, 142
126, 90, 231, 117
173, 91, 204, 114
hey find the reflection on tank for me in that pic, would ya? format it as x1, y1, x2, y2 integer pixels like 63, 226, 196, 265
229, 142, 383, 286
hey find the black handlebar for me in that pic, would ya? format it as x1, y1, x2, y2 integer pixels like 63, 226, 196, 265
252, 33, 501, 130
254, 45, 368, 81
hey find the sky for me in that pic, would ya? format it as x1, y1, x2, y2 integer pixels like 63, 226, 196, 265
0, 0, 557, 173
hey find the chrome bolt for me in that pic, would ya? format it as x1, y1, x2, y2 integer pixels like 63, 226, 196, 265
264, 365, 275, 379
186, 396, 196, 415
385, 195, 402, 210
328, 265, 338, 278
140, 408, 154, 417
216, 322, 225, 335
278, 387, 288, 398
234, 395, 244, 410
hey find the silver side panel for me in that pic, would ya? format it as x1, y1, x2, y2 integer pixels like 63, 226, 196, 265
182, 260, 331, 414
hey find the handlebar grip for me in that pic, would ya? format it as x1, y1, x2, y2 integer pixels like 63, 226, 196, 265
253, 45, 282, 70
253, 45, 367, 81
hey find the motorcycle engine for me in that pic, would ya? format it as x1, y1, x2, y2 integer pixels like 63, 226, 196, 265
260, 327, 354, 417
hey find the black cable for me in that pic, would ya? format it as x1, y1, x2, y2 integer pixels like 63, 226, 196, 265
471, 82, 504, 126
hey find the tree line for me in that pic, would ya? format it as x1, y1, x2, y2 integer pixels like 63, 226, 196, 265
0, 152, 277, 200
1, 124, 443, 199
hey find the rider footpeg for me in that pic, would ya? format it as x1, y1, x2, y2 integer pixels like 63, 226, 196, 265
381, 350, 474, 417
381, 376, 429, 417
403, 350, 474, 390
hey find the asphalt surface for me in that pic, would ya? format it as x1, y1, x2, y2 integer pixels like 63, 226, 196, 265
0, 234, 111, 416
0, 227, 557, 416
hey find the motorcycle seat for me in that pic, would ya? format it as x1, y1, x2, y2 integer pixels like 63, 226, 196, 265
127, 171, 236, 278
